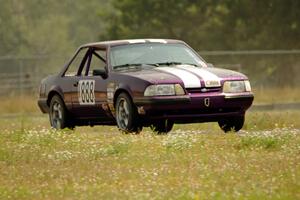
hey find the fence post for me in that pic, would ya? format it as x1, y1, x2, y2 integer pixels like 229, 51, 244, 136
19, 59, 24, 97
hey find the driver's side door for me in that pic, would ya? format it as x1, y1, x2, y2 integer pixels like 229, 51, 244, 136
70, 47, 108, 119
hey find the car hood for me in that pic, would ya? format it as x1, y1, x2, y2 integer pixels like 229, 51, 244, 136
120, 68, 179, 84
203, 67, 247, 79
120, 65, 248, 88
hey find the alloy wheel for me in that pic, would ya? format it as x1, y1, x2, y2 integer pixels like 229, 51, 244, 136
51, 101, 63, 129
117, 98, 130, 129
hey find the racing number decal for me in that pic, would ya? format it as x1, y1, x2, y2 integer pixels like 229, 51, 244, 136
78, 80, 95, 105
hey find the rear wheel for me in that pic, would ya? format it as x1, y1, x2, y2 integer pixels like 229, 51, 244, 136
115, 93, 142, 134
151, 120, 174, 134
49, 95, 74, 129
218, 115, 245, 133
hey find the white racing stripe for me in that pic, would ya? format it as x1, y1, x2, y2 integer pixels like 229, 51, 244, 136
156, 67, 201, 88
176, 65, 221, 87
127, 39, 146, 44
148, 39, 167, 43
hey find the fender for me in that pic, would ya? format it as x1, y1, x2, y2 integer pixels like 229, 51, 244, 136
105, 82, 135, 117
115, 82, 134, 100
47, 86, 64, 106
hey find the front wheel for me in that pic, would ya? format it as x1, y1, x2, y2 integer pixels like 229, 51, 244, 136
115, 93, 142, 134
49, 95, 74, 130
151, 120, 174, 134
218, 115, 245, 133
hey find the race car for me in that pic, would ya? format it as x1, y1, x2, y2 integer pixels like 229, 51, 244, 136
38, 39, 254, 134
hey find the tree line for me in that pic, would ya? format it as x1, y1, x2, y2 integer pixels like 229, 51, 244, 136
1, 0, 299, 57
0, 0, 299, 86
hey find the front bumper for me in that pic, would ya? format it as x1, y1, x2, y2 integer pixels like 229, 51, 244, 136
134, 95, 191, 105
37, 98, 49, 113
133, 92, 254, 123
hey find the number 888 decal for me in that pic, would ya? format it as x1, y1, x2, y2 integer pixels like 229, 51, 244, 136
78, 80, 95, 105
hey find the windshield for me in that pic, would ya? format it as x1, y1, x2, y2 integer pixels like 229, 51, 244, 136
110, 43, 207, 69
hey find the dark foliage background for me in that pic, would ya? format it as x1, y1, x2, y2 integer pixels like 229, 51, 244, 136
0, 0, 299, 87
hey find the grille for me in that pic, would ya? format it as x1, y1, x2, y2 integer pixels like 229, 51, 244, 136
186, 87, 221, 94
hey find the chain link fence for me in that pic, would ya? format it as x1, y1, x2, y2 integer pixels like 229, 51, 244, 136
0, 56, 68, 96
200, 50, 300, 89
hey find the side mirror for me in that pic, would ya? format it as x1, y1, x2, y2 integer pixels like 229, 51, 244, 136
207, 63, 214, 68
93, 69, 108, 79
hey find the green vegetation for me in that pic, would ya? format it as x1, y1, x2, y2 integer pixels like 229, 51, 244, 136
1, 0, 299, 56
0, 0, 111, 57
0, 123, 299, 199
0, 95, 299, 199
105, 0, 300, 51
1, 1, 300, 87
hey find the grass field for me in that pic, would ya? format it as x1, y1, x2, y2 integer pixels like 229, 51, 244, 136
252, 87, 300, 104
0, 112, 299, 199
0, 88, 299, 199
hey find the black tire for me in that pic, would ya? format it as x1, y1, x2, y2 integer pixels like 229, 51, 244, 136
115, 93, 142, 134
49, 95, 74, 130
218, 115, 245, 133
151, 119, 174, 134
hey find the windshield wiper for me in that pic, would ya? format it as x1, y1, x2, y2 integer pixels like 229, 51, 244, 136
113, 62, 200, 70
154, 62, 200, 67
113, 63, 158, 70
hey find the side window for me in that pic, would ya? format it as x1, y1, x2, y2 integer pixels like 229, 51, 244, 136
64, 49, 87, 76
88, 50, 106, 76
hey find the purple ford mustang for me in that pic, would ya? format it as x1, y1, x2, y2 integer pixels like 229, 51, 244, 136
38, 39, 254, 134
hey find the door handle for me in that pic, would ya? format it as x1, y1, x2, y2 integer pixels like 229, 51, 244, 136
73, 82, 78, 87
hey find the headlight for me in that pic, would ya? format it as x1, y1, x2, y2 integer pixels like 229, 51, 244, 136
223, 80, 251, 93
244, 80, 251, 92
144, 84, 185, 96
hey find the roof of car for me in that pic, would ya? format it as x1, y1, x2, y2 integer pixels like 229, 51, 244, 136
79, 39, 185, 49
